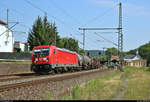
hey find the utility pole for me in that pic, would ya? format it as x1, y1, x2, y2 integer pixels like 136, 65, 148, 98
118, 3, 123, 57
83, 29, 85, 50
77, 29, 85, 50
6, 9, 9, 41
7, 9, 9, 28
118, 2, 124, 72
102, 47, 107, 56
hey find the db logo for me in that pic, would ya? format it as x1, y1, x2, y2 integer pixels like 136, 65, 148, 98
39, 58, 42, 61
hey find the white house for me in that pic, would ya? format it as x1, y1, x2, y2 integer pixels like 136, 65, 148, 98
14, 41, 30, 52
0, 20, 14, 52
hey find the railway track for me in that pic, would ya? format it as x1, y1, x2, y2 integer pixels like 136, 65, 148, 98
0, 72, 34, 77
0, 72, 39, 82
0, 67, 111, 92
0, 67, 105, 82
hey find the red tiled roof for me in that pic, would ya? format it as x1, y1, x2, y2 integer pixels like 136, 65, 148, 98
0, 20, 7, 25
111, 56, 119, 59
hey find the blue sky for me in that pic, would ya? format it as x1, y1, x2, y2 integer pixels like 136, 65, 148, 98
0, 0, 150, 51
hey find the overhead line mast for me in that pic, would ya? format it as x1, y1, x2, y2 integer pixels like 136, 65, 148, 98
118, 2, 123, 60
78, 3, 124, 72
118, 3, 124, 72
79, 3, 123, 56
78, 28, 120, 50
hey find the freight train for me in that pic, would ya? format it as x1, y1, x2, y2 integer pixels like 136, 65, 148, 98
31, 45, 101, 74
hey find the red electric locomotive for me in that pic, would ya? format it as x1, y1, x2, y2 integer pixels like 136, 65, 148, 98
31, 45, 101, 74
31, 45, 78, 74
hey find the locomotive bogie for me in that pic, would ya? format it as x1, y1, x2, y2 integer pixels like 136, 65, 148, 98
31, 64, 52, 74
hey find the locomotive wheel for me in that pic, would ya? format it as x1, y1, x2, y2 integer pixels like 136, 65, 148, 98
54, 70, 58, 74
70, 68, 74, 72
63, 67, 68, 72
49, 70, 55, 74
77, 67, 82, 71
67, 68, 72, 72
55, 68, 61, 74
78, 67, 82, 71
58, 68, 63, 73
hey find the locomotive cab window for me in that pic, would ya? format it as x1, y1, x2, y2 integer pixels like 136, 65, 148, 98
33, 48, 49, 57
54, 49, 55, 54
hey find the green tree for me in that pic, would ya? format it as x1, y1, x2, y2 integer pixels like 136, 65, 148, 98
96, 56, 108, 61
106, 47, 119, 57
58, 37, 79, 52
78, 48, 86, 55
27, 16, 60, 50
28, 16, 85, 54
138, 42, 150, 65
126, 49, 136, 55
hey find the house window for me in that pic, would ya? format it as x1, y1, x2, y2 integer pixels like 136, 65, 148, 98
5, 41, 9, 46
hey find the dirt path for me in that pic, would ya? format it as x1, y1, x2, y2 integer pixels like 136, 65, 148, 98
112, 77, 128, 100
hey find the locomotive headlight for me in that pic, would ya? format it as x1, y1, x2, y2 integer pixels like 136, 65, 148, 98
33, 58, 38, 63
35, 58, 38, 61
43, 58, 46, 61
43, 58, 49, 62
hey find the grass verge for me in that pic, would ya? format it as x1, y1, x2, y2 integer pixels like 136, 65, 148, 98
122, 67, 150, 100
60, 70, 123, 100
44, 66, 150, 100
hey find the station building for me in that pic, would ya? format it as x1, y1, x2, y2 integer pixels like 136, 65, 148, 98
123, 50, 147, 67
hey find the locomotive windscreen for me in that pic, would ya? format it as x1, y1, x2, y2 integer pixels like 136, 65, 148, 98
33, 48, 49, 57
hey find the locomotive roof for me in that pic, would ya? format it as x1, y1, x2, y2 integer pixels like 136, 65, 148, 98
33, 45, 77, 54
33, 45, 50, 49
56, 47, 76, 54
